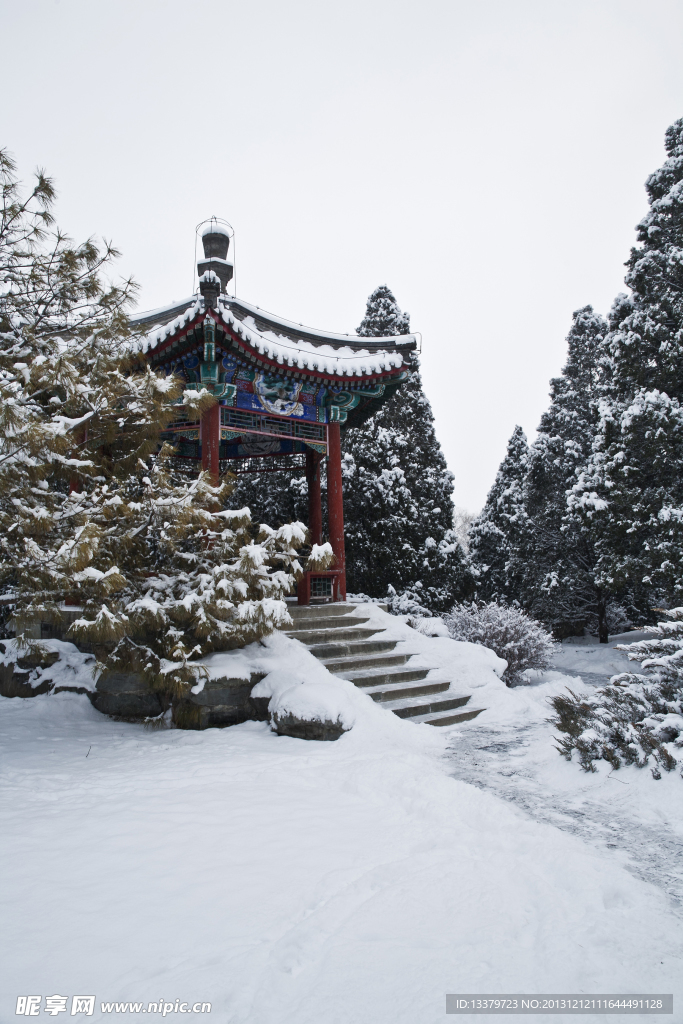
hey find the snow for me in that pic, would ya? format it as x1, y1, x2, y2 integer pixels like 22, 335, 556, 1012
219, 308, 405, 377
549, 630, 654, 686
442, 628, 683, 892
348, 601, 508, 696
134, 298, 202, 352
1, 620, 681, 1023
0, 638, 98, 691
200, 222, 229, 238
222, 294, 417, 349
133, 294, 417, 377
200, 632, 414, 736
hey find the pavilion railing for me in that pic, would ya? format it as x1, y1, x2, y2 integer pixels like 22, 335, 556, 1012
220, 454, 306, 475
220, 407, 326, 446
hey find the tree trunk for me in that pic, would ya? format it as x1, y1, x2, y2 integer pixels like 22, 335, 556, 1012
597, 597, 609, 644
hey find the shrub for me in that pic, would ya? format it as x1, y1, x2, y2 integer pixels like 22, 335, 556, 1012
443, 602, 555, 685
549, 608, 683, 777
386, 585, 432, 617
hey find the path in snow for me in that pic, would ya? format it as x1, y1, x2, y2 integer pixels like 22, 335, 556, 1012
444, 633, 683, 910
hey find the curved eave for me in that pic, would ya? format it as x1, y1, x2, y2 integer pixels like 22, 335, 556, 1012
130, 297, 199, 330
131, 295, 418, 355
136, 303, 413, 383
222, 296, 417, 353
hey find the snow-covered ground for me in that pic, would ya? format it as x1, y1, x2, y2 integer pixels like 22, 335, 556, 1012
1, 624, 681, 1024
444, 633, 683, 925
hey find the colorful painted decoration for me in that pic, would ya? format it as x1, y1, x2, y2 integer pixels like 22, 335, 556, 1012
254, 372, 304, 417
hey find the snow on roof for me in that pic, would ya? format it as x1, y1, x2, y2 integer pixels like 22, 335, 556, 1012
225, 295, 416, 351
130, 296, 198, 328
133, 298, 202, 351
217, 306, 404, 376
132, 294, 416, 377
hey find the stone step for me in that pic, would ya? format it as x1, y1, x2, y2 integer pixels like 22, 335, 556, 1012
363, 679, 450, 703
341, 666, 431, 688
284, 600, 486, 730
309, 638, 398, 659
286, 626, 380, 645
416, 707, 485, 727
322, 652, 410, 673
286, 614, 370, 633
286, 602, 358, 618
384, 693, 473, 720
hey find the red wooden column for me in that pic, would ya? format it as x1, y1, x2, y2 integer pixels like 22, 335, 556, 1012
326, 423, 346, 599
201, 404, 220, 481
306, 449, 323, 546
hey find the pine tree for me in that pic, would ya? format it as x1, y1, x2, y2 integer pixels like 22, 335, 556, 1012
469, 425, 529, 603
571, 119, 683, 615
0, 146, 174, 636
523, 307, 615, 639
343, 285, 469, 611
65, 447, 313, 694
550, 608, 683, 775
0, 149, 331, 702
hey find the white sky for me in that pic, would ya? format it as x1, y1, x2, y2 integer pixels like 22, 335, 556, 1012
4, 0, 683, 510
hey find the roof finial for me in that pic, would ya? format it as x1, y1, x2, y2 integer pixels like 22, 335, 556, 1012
196, 217, 234, 306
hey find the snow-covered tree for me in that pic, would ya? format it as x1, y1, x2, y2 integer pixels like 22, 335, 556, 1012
523, 307, 618, 639
229, 468, 309, 530
550, 608, 683, 776
469, 425, 529, 604
343, 285, 469, 612
0, 149, 330, 702
0, 146, 175, 637
65, 449, 314, 693
453, 506, 476, 553
571, 118, 683, 616
356, 284, 410, 337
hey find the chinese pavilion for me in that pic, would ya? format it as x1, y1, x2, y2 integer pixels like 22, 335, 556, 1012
131, 221, 418, 602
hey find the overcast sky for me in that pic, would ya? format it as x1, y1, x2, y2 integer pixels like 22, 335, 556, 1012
4, 0, 683, 510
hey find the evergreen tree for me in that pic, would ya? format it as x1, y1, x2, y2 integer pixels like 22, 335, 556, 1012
0, 149, 330, 702
523, 307, 616, 640
572, 118, 683, 615
230, 468, 308, 529
356, 284, 410, 337
343, 285, 469, 611
469, 425, 529, 603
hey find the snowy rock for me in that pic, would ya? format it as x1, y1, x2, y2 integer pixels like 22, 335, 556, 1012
272, 711, 350, 742
174, 670, 267, 730
0, 640, 97, 699
91, 671, 165, 720
253, 665, 357, 742
270, 677, 356, 742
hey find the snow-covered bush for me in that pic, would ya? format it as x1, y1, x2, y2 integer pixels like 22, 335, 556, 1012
550, 608, 683, 777
443, 602, 555, 685
386, 585, 432, 618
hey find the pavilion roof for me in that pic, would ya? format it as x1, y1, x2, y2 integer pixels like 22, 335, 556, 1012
131, 294, 418, 380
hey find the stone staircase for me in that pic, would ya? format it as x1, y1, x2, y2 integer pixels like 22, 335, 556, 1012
286, 602, 483, 727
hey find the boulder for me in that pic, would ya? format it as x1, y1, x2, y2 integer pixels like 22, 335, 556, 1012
272, 712, 349, 742
173, 672, 267, 729
89, 671, 165, 720
0, 662, 53, 698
